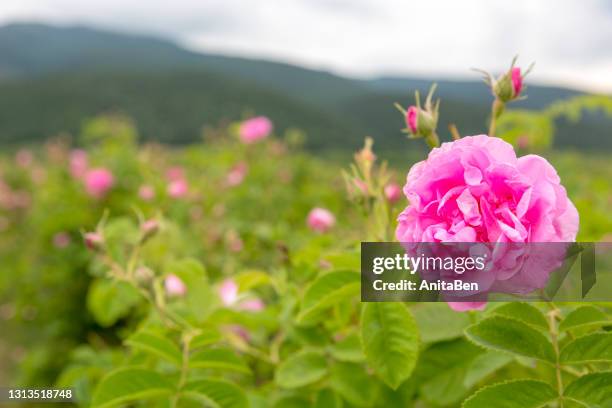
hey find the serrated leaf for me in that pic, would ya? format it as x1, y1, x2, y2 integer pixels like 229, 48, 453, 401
329, 362, 376, 407
465, 316, 555, 363
462, 380, 556, 408
91, 367, 173, 408
463, 351, 513, 388
360, 303, 419, 389
275, 350, 327, 389
190, 348, 251, 374
565, 372, 612, 407
183, 379, 248, 408
489, 303, 548, 330
559, 306, 610, 332
413, 303, 471, 343
560, 332, 612, 364
125, 330, 182, 365
87, 279, 141, 327
297, 270, 360, 324
329, 333, 365, 363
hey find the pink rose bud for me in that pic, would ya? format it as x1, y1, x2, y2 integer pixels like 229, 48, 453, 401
138, 185, 155, 201
135, 266, 154, 284
218, 279, 239, 306
238, 298, 265, 312
53, 232, 71, 248
15, 149, 33, 168
141, 219, 159, 241
69, 149, 88, 179
84, 232, 104, 251
166, 166, 185, 182
406, 106, 419, 133
517, 135, 529, 150
447, 302, 487, 312
384, 183, 402, 203
239, 116, 273, 144
511, 67, 523, 97
226, 162, 248, 187
164, 274, 187, 297
307, 207, 336, 233
84, 168, 114, 199
167, 179, 188, 198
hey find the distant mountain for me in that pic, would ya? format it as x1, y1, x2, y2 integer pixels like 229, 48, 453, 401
0, 22, 608, 150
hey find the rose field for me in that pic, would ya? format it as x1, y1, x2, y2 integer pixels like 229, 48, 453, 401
1, 61, 612, 407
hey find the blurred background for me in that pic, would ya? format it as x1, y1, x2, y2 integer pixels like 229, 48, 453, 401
0, 0, 612, 397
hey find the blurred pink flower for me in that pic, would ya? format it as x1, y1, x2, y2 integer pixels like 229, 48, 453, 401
517, 135, 529, 150
15, 149, 33, 168
218, 279, 239, 306
166, 166, 185, 182
384, 183, 402, 203
406, 106, 419, 133
141, 219, 159, 240
84, 168, 114, 198
238, 299, 265, 311
138, 185, 155, 201
167, 179, 188, 198
307, 207, 336, 233
69, 149, 88, 179
239, 116, 273, 144
396, 135, 579, 311
84, 232, 103, 251
53, 232, 71, 248
226, 162, 248, 187
164, 274, 187, 297
448, 302, 487, 312
511, 67, 523, 97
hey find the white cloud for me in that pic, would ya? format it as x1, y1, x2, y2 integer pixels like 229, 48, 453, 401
1, 0, 611, 92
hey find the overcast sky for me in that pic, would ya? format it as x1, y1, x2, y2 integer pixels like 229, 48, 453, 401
1, 0, 611, 92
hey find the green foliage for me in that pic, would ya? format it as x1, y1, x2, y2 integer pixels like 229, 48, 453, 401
91, 367, 173, 408
462, 380, 557, 408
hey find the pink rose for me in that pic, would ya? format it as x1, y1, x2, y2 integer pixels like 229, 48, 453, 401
239, 116, 273, 144
166, 166, 185, 182
167, 179, 188, 198
84, 168, 114, 198
448, 302, 487, 312
396, 135, 579, 310
384, 183, 402, 203
69, 149, 88, 179
164, 274, 187, 297
406, 106, 419, 133
511, 67, 523, 97
238, 299, 265, 311
218, 279, 239, 306
226, 162, 248, 187
138, 185, 155, 201
307, 207, 336, 233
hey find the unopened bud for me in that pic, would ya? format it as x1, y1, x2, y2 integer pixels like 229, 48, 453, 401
84, 232, 104, 251
135, 266, 154, 284
140, 219, 159, 242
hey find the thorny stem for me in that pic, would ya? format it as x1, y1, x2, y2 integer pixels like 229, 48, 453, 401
546, 304, 564, 407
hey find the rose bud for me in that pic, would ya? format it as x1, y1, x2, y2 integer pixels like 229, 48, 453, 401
218, 279, 239, 306
140, 219, 159, 242
84, 232, 104, 251
396, 84, 440, 148
84, 168, 114, 199
138, 185, 155, 201
307, 207, 336, 233
384, 183, 402, 203
134, 266, 154, 285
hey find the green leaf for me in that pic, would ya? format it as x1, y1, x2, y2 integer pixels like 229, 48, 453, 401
87, 279, 141, 327
463, 351, 513, 388
91, 367, 173, 408
462, 380, 556, 408
183, 379, 248, 408
189, 348, 251, 374
275, 350, 327, 389
565, 372, 612, 407
329, 362, 377, 407
190, 329, 222, 349
125, 330, 182, 366
297, 270, 360, 324
421, 365, 471, 406
234, 269, 271, 292
329, 333, 365, 363
465, 316, 555, 363
489, 303, 549, 330
413, 303, 471, 343
560, 332, 612, 364
360, 303, 419, 389
167, 258, 213, 323
559, 306, 610, 332
314, 389, 343, 408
